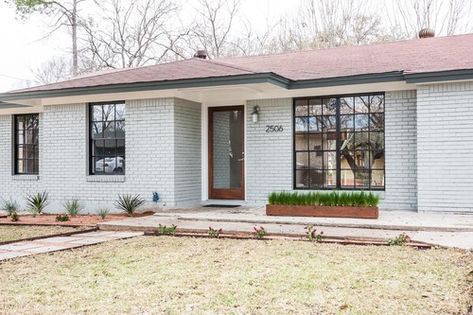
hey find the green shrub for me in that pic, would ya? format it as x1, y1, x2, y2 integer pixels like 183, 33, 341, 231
97, 208, 109, 220
157, 224, 177, 235
63, 199, 82, 216
115, 194, 145, 216
208, 227, 223, 238
56, 214, 70, 222
387, 233, 411, 246
26, 192, 49, 217
268, 191, 380, 207
253, 226, 268, 239
305, 224, 323, 242
1, 199, 19, 216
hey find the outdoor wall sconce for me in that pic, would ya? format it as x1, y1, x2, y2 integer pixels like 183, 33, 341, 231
251, 105, 260, 123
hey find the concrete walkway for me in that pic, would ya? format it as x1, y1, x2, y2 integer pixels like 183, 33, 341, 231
99, 209, 473, 250
0, 231, 143, 261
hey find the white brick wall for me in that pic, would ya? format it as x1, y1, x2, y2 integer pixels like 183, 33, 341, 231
246, 99, 293, 203
417, 81, 473, 213
0, 98, 202, 213
383, 90, 417, 211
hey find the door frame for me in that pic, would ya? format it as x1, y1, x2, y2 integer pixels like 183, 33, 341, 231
208, 105, 245, 200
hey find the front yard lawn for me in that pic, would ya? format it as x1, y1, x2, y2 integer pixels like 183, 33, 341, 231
0, 236, 471, 314
0, 225, 87, 243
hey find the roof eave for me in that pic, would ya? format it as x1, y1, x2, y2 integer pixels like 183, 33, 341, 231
0, 72, 290, 102
404, 69, 473, 83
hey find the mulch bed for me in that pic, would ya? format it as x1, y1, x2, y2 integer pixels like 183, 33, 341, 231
0, 212, 154, 227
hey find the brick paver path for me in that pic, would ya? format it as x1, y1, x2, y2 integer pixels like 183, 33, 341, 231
0, 231, 143, 261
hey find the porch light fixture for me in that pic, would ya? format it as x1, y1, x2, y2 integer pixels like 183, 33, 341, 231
251, 105, 260, 123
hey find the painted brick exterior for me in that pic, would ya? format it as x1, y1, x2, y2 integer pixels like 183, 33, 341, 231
0, 98, 201, 213
417, 82, 473, 213
246, 99, 293, 203
383, 90, 417, 211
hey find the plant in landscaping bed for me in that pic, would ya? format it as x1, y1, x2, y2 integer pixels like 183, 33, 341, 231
1, 199, 19, 216
97, 208, 110, 220
56, 214, 70, 222
63, 199, 82, 216
305, 224, 323, 242
115, 194, 145, 216
208, 227, 223, 238
268, 191, 380, 207
26, 192, 49, 217
10, 212, 19, 222
157, 224, 177, 235
253, 226, 268, 239
387, 233, 411, 246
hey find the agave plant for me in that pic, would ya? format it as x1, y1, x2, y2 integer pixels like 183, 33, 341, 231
97, 208, 110, 220
115, 194, 145, 216
1, 199, 19, 216
63, 199, 82, 216
26, 192, 49, 217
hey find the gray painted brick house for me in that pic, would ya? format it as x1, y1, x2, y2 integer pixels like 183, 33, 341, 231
1, 32, 473, 213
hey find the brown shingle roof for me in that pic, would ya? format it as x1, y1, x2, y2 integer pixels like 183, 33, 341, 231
9, 33, 473, 94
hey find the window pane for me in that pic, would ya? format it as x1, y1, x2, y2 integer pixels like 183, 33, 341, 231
295, 134, 308, 151
324, 133, 337, 150
33, 159, 39, 174
103, 157, 117, 174
92, 122, 103, 139
25, 159, 35, 174
353, 150, 370, 168
295, 170, 309, 188
370, 95, 384, 113
103, 104, 115, 121
354, 132, 370, 150
116, 121, 125, 138
308, 116, 323, 132
93, 140, 105, 156
103, 121, 115, 138
295, 101, 308, 116
17, 160, 24, 174
309, 152, 323, 168
370, 114, 384, 131
341, 169, 354, 188
323, 98, 337, 114
92, 105, 102, 121
355, 96, 369, 114
295, 152, 309, 169
17, 145, 25, 159
370, 132, 384, 150
309, 99, 322, 115
104, 139, 116, 155
355, 170, 370, 189
117, 140, 125, 156
340, 114, 354, 131
372, 150, 385, 169
323, 116, 337, 131
25, 145, 35, 159
340, 97, 354, 114
115, 103, 125, 120
324, 151, 337, 169
371, 170, 385, 188
325, 170, 337, 188
93, 157, 104, 174
309, 169, 324, 188
354, 114, 369, 131
308, 133, 322, 151
295, 117, 308, 132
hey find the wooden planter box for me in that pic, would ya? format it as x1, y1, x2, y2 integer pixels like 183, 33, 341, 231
266, 204, 379, 219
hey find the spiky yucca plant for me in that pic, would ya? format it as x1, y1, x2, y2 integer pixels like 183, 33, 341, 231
63, 199, 82, 216
1, 199, 19, 216
26, 192, 49, 217
115, 194, 145, 216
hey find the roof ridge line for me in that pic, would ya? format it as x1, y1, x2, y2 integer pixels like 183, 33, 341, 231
192, 57, 257, 74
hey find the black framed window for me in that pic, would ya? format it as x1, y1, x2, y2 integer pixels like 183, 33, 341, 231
89, 102, 125, 175
294, 93, 385, 190
14, 114, 39, 175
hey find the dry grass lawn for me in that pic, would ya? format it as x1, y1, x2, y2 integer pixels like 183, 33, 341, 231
0, 225, 86, 243
0, 236, 471, 314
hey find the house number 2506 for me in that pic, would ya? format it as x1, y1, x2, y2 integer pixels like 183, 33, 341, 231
266, 125, 284, 133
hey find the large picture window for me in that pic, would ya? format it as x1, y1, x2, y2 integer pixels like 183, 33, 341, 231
14, 114, 39, 175
89, 102, 125, 175
294, 94, 385, 190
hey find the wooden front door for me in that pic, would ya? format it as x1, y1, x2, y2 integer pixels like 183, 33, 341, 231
208, 106, 245, 200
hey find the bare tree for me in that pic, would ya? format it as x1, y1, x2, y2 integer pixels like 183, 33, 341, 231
191, 0, 241, 58
11, 0, 84, 76
82, 0, 188, 69
389, 0, 473, 37
32, 56, 72, 84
